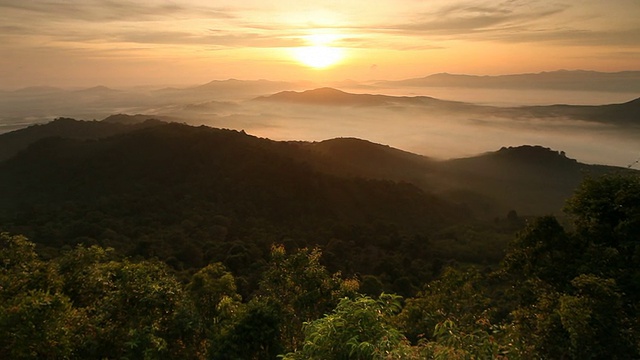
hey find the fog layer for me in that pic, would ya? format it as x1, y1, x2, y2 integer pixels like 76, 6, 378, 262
0, 79, 638, 167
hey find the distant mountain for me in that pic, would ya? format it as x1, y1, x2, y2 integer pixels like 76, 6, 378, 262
379, 70, 640, 92
194, 79, 307, 92
520, 97, 640, 127
255, 87, 393, 106
257, 87, 639, 128
12, 86, 66, 95
153, 79, 312, 101
254, 87, 470, 108
73, 85, 121, 95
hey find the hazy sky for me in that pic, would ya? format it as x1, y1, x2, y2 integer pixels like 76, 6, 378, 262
1, 0, 639, 88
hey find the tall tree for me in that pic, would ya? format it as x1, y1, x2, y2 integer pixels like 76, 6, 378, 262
259, 245, 359, 352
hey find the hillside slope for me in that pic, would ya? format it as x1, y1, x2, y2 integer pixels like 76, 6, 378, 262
0, 122, 468, 252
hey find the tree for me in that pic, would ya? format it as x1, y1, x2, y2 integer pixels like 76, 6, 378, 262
0, 233, 78, 359
282, 294, 413, 360
259, 245, 359, 352
565, 174, 640, 245
72, 259, 199, 359
186, 262, 241, 325
502, 174, 640, 359
397, 267, 493, 344
502, 216, 581, 291
209, 298, 283, 360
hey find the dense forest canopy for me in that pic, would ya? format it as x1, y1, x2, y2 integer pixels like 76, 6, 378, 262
1, 119, 639, 358
2, 174, 639, 359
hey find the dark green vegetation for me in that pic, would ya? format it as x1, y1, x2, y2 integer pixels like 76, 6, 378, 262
1, 118, 639, 358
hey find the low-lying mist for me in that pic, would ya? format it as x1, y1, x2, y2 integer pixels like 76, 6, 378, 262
202, 101, 638, 167
0, 82, 637, 168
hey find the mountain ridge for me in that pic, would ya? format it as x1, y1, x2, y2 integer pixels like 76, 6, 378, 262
255, 87, 640, 127
377, 70, 640, 92
254, 87, 468, 108
1, 117, 633, 217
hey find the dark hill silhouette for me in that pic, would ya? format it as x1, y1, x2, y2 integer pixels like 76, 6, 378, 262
0, 122, 468, 247
0, 118, 633, 218
0, 120, 499, 293
102, 113, 171, 125
430, 146, 628, 216
0, 118, 636, 283
289, 138, 633, 216
297, 137, 434, 183
0, 117, 164, 162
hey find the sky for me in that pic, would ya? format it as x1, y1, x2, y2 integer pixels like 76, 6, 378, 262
1, 0, 639, 88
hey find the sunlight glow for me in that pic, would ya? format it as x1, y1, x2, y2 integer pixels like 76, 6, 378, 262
293, 45, 344, 69
292, 32, 346, 69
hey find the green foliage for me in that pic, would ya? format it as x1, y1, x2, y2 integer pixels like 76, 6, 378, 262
503, 174, 640, 359
502, 216, 581, 290
397, 267, 493, 344
557, 274, 631, 359
186, 262, 241, 324
282, 294, 411, 360
259, 245, 359, 352
76, 260, 195, 359
1, 235, 202, 359
0, 232, 61, 297
0, 121, 486, 299
0, 289, 79, 359
209, 298, 283, 360
565, 174, 640, 242
1, 173, 638, 359
420, 319, 503, 360
0, 233, 78, 358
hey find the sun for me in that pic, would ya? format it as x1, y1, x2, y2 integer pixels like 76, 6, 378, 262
292, 33, 345, 69
293, 45, 344, 69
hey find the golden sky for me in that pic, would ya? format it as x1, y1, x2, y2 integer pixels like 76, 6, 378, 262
1, 0, 639, 88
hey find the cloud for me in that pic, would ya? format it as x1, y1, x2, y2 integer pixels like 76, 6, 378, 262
2, 0, 637, 51
391, 1, 569, 36
0, 1, 304, 49
0, 0, 234, 22
351, 0, 640, 49
110, 30, 305, 48
489, 27, 640, 47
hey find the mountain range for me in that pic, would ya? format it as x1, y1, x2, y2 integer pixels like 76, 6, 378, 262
256, 87, 640, 128
376, 70, 640, 93
0, 116, 632, 219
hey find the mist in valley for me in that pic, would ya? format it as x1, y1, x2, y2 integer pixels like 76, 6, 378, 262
1, 74, 638, 168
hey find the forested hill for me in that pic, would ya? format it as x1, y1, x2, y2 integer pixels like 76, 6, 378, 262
295, 139, 631, 216
0, 121, 465, 230
2, 118, 639, 359
0, 121, 474, 291
1, 118, 632, 220
0, 118, 634, 264
0, 116, 164, 162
